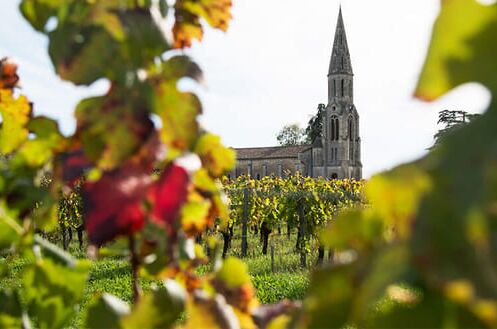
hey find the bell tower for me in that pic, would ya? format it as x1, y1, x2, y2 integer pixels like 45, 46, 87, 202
322, 7, 362, 180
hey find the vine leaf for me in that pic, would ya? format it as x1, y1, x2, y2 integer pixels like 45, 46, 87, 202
21, 1, 169, 85
23, 257, 89, 329
180, 194, 212, 236
415, 0, 497, 101
147, 56, 203, 154
122, 281, 185, 328
173, 0, 233, 48
0, 58, 19, 89
0, 89, 31, 154
0, 201, 21, 251
82, 157, 152, 246
148, 164, 189, 230
75, 92, 154, 171
195, 133, 236, 178
17, 116, 65, 167
84, 294, 130, 329
0, 289, 23, 328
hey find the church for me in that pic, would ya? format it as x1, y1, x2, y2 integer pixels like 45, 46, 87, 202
229, 8, 362, 180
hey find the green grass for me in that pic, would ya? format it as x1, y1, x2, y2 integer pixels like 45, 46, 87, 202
1, 229, 320, 327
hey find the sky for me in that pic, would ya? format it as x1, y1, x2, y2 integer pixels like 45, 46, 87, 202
0, 0, 492, 178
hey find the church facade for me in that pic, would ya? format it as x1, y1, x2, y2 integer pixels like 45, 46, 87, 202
230, 8, 362, 180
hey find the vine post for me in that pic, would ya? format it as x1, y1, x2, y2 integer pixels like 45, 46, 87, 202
298, 199, 307, 268
129, 235, 141, 303
270, 244, 275, 272
241, 187, 249, 258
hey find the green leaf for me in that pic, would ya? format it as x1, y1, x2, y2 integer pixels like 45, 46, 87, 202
75, 93, 154, 170
48, 24, 119, 86
194, 133, 236, 178
415, 0, 497, 101
23, 257, 90, 329
159, 0, 169, 18
84, 294, 130, 329
16, 116, 65, 167
0, 201, 22, 251
33, 235, 78, 268
216, 257, 251, 289
19, 0, 64, 32
0, 90, 31, 154
122, 280, 185, 329
147, 56, 203, 153
0, 289, 23, 328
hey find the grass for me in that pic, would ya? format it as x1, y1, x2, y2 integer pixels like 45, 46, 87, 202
1, 229, 321, 327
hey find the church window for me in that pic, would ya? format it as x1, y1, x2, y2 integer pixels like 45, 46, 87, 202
341, 56, 344, 69
335, 118, 339, 140
330, 116, 339, 141
333, 80, 337, 96
331, 118, 335, 141
341, 79, 345, 97
348, 116, 354, 141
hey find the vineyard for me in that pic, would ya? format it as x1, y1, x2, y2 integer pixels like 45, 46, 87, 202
221, 175, 364, 265
3, 0, 497, 328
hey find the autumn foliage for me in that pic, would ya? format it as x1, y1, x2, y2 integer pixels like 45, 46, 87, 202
3, 0, 497, 328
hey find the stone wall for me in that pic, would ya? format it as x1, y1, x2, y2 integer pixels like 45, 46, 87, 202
229, 157, 303, 179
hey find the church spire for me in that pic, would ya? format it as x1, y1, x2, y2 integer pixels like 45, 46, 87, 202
329, 7, 353, 76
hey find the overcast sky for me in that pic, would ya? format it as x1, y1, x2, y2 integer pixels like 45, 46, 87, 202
0, 0, 491, 178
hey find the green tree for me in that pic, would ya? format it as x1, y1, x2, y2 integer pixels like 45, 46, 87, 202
433, 109, 480, 146
305, 103, 326, 143
276, 124, 307, 146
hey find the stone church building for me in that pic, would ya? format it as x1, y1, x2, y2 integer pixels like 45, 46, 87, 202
230, 8, 362, 180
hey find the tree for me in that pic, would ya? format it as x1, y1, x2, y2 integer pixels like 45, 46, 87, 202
276, 124, 307, 146
432, 110, 480, 147
305, 103, 326, 143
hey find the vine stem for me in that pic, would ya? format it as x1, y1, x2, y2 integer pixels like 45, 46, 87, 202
129, 235, 141, 303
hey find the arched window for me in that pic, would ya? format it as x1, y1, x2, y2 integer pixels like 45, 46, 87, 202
348, 116, 354, 141
341, 79, 345, 97
330, 116, 339, 141
335, 118, 339, 141
330, 118, 335, 141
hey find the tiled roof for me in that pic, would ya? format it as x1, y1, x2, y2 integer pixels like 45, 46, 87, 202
234, 145, 312, 160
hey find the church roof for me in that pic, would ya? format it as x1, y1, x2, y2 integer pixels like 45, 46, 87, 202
234, 145, 312, 160
328, 7, 353, 75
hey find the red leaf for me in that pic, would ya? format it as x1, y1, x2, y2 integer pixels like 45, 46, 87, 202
56, 149, 93, 185
0, 57, 19, 89
83, 164, 151, 245
148, 164, 189, 229
82, 134, 161, 245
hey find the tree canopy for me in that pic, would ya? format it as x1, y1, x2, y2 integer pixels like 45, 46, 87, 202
276, 124, 307, 146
